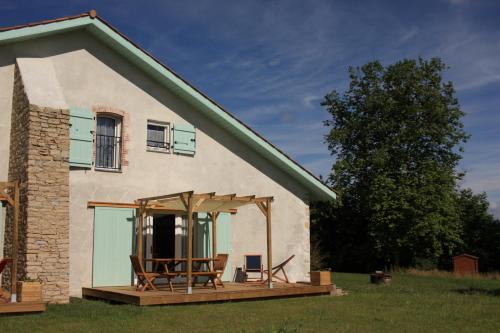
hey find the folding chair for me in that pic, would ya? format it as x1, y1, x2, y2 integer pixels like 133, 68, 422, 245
130, 255, 174, 292
263, 255, 295, 283
203, 253, 229, 288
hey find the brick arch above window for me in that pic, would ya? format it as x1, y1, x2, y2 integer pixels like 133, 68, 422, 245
92, 105, 130, 168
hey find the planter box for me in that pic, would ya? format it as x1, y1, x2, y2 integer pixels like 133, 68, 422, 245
310, 271, 331, 286
17, 281, 42, 302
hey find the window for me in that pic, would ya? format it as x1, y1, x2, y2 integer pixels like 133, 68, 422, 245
95, 116, 122, 170
147, 121, 170, 152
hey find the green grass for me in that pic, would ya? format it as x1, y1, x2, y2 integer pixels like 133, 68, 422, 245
1, 272, 499, 332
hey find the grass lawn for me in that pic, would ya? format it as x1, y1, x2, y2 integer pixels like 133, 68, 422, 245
1, 272, 499, 332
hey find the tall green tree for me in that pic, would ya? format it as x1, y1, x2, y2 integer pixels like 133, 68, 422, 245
322, 58, 468, 269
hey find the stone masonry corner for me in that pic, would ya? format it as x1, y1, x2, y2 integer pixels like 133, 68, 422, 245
2, 65, 70, 304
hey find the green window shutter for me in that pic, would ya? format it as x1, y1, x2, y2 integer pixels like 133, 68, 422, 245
172, 123, 196, 155
69, 107, 94, 168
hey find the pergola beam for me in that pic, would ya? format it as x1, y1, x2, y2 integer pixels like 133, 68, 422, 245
253, 196, 274, 202
0, 193, 14, 206
193, 197, 207, 210
234, 195, 255, 202
87, 201, 239, 213
137, 191, 193, 202
256, 201, 267, 217
191, 192, 216, 199
201, 194, 238, 201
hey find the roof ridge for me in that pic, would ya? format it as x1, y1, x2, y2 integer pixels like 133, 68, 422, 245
0, 11, 92, 32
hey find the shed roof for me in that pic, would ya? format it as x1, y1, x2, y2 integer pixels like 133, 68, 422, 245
0, 11, 337, 201
453, 254, 479, 260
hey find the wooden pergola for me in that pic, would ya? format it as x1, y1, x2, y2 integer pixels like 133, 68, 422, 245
135, 191, 274, 294
0, 181, 20, 301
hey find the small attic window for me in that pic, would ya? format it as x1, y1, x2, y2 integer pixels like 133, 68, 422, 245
147, 120, 170, 153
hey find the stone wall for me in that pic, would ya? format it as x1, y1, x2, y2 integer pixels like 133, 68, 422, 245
3, 66, 30, 292
3, 65, 70, 303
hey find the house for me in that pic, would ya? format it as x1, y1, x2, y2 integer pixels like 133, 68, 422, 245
0, 11, 336, 304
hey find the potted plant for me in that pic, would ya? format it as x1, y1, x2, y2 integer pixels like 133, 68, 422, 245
17, 278, 42, 302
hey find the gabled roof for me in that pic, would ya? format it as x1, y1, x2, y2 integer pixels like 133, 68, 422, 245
453, 254, 479, 260
0, 11, 337, 201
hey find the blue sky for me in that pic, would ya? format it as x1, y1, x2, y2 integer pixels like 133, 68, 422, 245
1, 0, 500, 215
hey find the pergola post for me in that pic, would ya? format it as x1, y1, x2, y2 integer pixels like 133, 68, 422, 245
210, 212, 218, 269
11, 182, 19, 301
186, 193, 194, 294
265, 199, 273, 289
137, 201, 146, 261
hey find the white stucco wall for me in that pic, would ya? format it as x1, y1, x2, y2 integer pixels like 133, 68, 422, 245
0, 61, 14, 181
16, 57, 67, 109
0, 30, 313, 297
0, 52, 14, 261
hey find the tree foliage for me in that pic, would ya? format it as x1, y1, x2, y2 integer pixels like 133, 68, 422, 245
453, 189, 500, 272
319, 58, 469, 270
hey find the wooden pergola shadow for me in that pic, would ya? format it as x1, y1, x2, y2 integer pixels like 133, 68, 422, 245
135, 191, 274, 294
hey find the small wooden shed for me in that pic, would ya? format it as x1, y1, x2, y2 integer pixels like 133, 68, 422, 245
453, 254, 478, 274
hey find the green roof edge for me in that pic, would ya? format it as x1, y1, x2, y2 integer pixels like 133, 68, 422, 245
0, 15, 336, 201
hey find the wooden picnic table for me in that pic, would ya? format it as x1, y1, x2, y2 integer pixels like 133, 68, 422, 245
144, 258, 220, 288
146, 257, 219, 271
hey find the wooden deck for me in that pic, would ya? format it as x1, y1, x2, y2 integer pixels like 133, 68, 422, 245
82, 282, 334, 306
0, 301, 46, 314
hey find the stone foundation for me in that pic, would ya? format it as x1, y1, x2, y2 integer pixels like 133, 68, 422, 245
3, 66, 70, 303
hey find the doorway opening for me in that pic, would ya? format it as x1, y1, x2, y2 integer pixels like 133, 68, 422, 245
152, 214, 175, 259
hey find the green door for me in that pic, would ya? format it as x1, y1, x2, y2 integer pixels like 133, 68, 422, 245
93, 207, 135, 287
195, 212, 232, 281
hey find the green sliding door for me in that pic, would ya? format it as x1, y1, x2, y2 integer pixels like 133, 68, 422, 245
93, 207, 135, 287
195, 212, 232, 281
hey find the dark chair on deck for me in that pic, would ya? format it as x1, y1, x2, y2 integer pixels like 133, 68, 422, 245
244, 254, 264, 282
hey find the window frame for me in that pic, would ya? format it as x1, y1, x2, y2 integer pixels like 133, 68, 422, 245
95, 115, 123, 171
146, 120, 171, 153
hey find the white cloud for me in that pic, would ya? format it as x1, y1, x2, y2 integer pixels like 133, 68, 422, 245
488, 201, 500, 218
